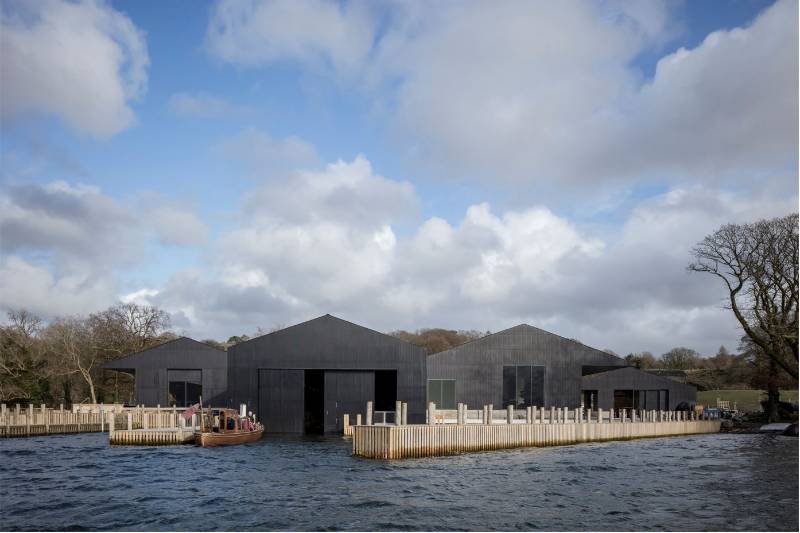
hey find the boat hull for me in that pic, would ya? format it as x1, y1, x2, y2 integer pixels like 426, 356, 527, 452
194, 428, 263, 447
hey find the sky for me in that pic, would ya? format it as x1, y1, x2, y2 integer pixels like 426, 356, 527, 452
0, 0, 797, 357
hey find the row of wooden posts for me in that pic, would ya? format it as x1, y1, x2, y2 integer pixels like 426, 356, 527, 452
0, 403, 198, 438
343, 401, 713, 436
425, 403, 708, 425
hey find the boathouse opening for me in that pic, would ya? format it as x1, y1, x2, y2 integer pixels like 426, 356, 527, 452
304, 370, 325, 434
374, 370, 397, 411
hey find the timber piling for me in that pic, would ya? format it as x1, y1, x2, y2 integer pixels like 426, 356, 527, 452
351, 404, 721, 459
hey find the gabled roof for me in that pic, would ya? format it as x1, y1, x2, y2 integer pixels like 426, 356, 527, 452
429, 323, 623, 364
582, 366, 696, 390
102, 336, 225, 369
231, 313, 422, 350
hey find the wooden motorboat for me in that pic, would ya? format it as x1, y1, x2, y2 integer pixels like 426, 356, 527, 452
194, 408, 264, 447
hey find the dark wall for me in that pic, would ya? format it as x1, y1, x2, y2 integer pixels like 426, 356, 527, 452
103, 337, 228, 406
426, 324, 626, 409
227, 314, 427, 431
581, 367, 697, 410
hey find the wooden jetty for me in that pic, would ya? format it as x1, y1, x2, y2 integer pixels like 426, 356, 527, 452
351, 402, 722, 459
107, 408, 201, 445
0, 403, 196, 442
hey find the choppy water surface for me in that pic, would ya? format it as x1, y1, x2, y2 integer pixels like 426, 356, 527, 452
1, 432, 797, 531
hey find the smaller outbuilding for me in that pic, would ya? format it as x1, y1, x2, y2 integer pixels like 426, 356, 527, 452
103, 337, 228, 407
581, 366, 696, 411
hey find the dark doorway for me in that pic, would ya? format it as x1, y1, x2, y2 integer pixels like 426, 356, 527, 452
614, 390, 634, 410
304, 369, 325, 434
374, 370, 397, 411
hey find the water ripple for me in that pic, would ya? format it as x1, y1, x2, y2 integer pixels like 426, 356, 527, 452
0, 433, 796, 531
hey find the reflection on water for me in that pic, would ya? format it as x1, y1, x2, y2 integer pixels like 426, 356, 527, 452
1, 432, 797, 531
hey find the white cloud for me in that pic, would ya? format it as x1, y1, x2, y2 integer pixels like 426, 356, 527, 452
121, 288, 160, 306
206, 0, 376, 78
0, 180, 209, 319
138, 193, 209, 247
141, 164, 794, 355
3, 159, 795, 355
0, 255, 118, 317
217, 155, 415, 303
147, 206, 209, 247
0, 181, 141, 270
204, 0, 797, 191
1, 0, 149, 138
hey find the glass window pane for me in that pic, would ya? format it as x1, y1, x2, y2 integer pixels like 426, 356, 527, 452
502, 366, 516, 408
659, 390, 669, 410
168, 381, 185, 406
582, 390, 597, 410
428, 380, 442, 407
185, 382, 202, 406
441, 380, 456, 410
517, 366, 533, 408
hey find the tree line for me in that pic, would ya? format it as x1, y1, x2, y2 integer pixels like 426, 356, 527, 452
0, 304, 172, 404
623, 344, 796, 392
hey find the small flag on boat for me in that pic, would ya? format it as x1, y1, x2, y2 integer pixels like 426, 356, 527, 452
182, 403, 200, 420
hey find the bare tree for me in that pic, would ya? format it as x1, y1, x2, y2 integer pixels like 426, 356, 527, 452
624, 351, 658, 369
108, 302, 171, 350
660, 347, 705, 370
688, 214, 798, 382
42, 318, 99, 403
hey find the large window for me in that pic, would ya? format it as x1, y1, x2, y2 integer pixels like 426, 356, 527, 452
502, 366, 544, 408
427, 379, 456, 409
168, 369, 202, 407
634, 390, 670, 410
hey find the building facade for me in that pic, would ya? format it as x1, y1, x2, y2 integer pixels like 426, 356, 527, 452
104, 315, 696, 433
225, 314, 427, 433
103, 337, 228, 407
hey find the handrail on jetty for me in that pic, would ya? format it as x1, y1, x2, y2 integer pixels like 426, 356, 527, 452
349, 401, 722, 459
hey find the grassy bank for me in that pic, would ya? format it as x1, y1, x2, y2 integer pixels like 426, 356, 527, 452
697, 389, 799, 413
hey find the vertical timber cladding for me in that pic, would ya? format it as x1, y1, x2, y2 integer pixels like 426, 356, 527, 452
324, 371, 375, 433
227, 314, 427, 433
102, 337, 228, 407
426, 324, 627, 409
259, 369, 305, 433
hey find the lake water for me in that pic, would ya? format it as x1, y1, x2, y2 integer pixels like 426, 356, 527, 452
1, 432, 797, 531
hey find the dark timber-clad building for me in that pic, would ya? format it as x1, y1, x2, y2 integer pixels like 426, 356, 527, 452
426, 324, 696, 412
104, 315, 696, 434
103, 337, 228, 407
226, 314, 427, 434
